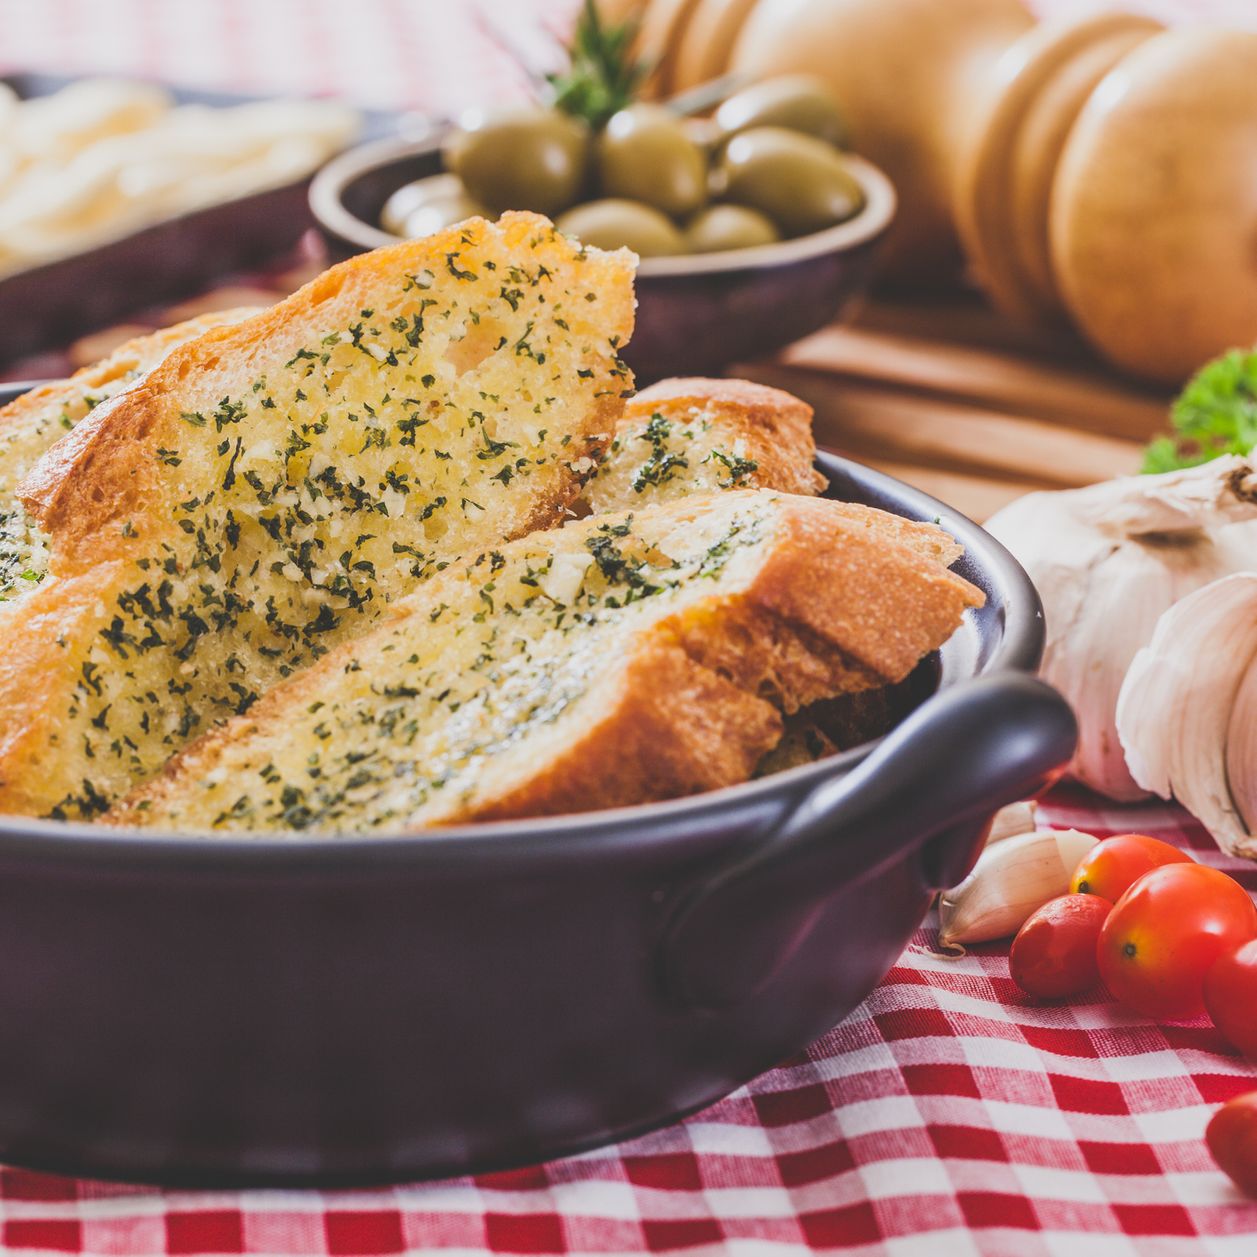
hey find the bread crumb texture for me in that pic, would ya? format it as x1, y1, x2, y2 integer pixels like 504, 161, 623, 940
0, 309, 260, 604
582, 376, 826, 514
110, 491, 982, 837
0, 213, 634, 818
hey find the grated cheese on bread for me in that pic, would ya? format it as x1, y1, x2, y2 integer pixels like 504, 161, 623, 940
584, 375, 839, 780
108, 490, 983, 836
0, 213, 634, 819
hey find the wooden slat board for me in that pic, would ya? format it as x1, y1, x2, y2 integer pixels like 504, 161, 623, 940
737, 294, 1174, 522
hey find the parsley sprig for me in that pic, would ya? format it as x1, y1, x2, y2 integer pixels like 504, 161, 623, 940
1143, 349, 1257, 473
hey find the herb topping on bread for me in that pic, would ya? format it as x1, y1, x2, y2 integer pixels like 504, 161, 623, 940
0, 309, 260, 604
109, 490, 983, 836
581, 377, 826, 514
0, 213, 634, 818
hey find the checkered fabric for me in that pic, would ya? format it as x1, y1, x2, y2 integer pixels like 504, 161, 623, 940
3, 1, 1257, 1253
0, 793, 1253, 1256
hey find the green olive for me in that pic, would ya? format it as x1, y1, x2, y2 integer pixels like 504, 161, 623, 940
685, 204, 781, 253
715, 75, 850, 149
381, 174, 485, 237
444, 107, 589, 216
555, 199, 686, 257
597, 104, 708, 218
719, 127, 865, 236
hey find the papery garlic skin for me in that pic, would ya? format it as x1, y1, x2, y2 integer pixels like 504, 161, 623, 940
986, 457, 1257, 801
938, 828, 1098, 948
1226, 660, 1257, 847
983, 800, 1038, 846
1117, 573, 1257, 860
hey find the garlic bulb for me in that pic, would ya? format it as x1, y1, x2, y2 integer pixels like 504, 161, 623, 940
938, 828, 1098, 948
1117, 573, 1257, 859
986, 456, 1257, 800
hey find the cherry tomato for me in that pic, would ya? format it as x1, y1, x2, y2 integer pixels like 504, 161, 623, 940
1097, 863, 1257, 1020
1010, 893, 1111, 999
1208, 1091, 1257, 1196
1205, 939, 1257, 1054
1071, 833, 1192, 901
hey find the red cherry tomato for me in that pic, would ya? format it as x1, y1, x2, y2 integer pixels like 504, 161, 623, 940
1071, 833, 1192, 901
1097, 863, 1257, 1020
1010, 894, 1111, 999
1205, 939, 1257, 1055
1208, 1091, 1257, 1196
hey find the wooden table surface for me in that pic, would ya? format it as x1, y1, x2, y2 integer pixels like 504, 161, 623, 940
738, 292, 1170, 522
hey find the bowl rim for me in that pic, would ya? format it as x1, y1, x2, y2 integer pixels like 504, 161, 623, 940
308, 131, 897, 276
0, 384, 1042, 864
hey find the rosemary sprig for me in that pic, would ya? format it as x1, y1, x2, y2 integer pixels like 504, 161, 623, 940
548, 0, 647, 129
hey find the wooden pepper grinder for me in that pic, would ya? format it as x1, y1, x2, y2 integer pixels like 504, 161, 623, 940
1045, 28, 1257, 383
628, 0, 1257, 384
951, 12, 1166, 329
726, 0, 1033, 286
955, 17, 1257, 384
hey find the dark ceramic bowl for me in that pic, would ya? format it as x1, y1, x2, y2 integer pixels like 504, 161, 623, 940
309, 132, 896, 384
0, 377, 1072, 1187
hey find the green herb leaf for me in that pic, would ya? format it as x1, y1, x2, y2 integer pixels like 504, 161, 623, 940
1143, 349, 1257, 473
548, 0, 647, 130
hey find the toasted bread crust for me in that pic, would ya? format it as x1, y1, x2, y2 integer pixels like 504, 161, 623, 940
719, 498, 977, 689
107, 617, 789, 831
0, 309, 262, 448
465, 633, 784, 820
0, 309, 263, 603
0, 563, 126, 815
108, 492, 983, 834
22, 213, 633, 572
21, 379, 171, 566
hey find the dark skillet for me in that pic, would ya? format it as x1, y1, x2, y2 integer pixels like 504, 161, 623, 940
0, 382, 1074, 1186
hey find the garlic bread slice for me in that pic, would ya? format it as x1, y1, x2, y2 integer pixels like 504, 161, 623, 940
0, 308, 261, 604
109, 490, 983, 835
0, 213, 634, 818
582, 377, 825, 514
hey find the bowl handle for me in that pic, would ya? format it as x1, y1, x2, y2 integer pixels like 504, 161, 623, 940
660, 673, 1077, 1009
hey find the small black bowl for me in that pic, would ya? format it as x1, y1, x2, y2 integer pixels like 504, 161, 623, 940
309, 130, 896, 385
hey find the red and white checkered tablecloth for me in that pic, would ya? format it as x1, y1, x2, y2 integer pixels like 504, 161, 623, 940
3, 1, 1257, 1253
0, 794, 1254, 1257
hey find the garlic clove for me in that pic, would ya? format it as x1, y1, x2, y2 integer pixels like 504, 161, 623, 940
983, 799, 1038, 846
1117, 573, 1257, 860
1227, 661, 1257, 840
938, 828, 1098, 948
1079, 454, 1257, 536
1052, 541, 1181, 800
